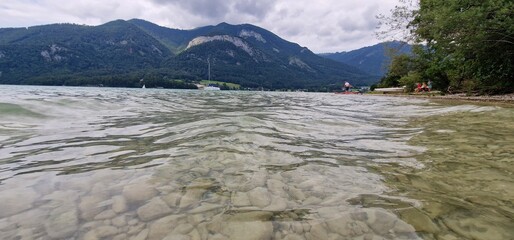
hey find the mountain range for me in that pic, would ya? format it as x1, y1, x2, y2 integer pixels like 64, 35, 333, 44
0, 19, 381, 90
320, 41, 412, 77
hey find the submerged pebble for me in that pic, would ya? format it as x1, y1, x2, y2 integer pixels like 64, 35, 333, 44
1, 87, 511, 240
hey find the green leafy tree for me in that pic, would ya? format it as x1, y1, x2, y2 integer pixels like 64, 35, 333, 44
413, 0, 514, 93
399, 71, 423, 92
377, 54, 416, 88
379, 0, 514, 94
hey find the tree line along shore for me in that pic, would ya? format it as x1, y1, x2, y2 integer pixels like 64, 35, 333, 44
374, 0, 513, 96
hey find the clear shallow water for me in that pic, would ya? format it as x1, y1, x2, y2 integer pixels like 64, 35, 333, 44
0, 85, 512, 240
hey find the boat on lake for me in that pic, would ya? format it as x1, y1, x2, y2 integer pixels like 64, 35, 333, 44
203, 57, 220, 90
204, 84, 221, 91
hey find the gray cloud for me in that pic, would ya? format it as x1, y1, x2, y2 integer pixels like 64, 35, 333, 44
149, 0, 276, 22
150, 0, 230, 19
234, 0, 276, 19
0, 0, 400, 52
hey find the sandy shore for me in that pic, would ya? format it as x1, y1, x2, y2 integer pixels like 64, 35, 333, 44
418, 93, 514, 104
374, 92, 514, 105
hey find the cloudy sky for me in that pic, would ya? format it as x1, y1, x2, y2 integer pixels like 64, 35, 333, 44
0, 0, 400, 53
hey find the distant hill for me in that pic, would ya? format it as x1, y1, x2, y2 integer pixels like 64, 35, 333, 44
0, 19, 378, 90
320, 41, 412, 77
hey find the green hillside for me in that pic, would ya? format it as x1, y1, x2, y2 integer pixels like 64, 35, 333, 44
0, 19, 377, 90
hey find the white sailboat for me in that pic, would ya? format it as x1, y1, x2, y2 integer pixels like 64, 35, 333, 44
204, 57, 220, 90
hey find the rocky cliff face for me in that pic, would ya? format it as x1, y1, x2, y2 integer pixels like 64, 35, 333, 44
187, 35, 255, 57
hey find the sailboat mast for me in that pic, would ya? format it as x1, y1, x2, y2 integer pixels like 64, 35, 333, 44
207, 57, 211, 81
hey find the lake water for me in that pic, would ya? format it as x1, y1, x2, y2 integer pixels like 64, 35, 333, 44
0, 86, 512, 240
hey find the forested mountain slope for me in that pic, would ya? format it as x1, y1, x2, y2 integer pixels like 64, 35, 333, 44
0, 19, 377, 90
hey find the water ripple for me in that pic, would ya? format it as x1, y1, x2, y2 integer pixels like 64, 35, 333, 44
0, 86, 505, 240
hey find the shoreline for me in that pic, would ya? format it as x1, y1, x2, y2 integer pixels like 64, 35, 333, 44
370, 92, 514, 105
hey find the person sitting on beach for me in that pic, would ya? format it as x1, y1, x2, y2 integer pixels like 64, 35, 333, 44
427, 80, 433, 91
415, 82, 422, 93
421, 82, 429, 92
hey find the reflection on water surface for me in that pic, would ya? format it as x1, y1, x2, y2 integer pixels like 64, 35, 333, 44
0, 86, 512, 240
